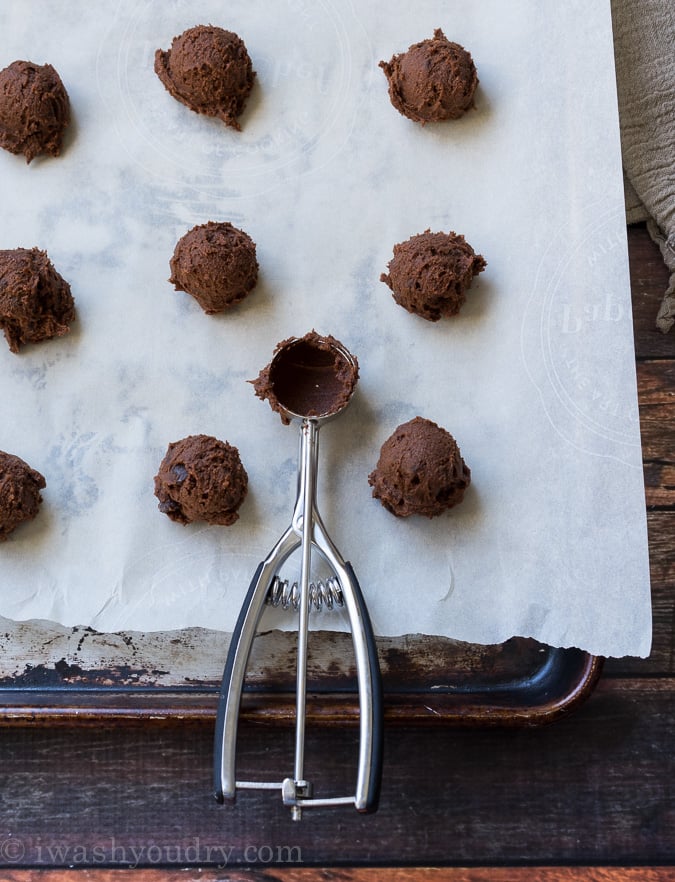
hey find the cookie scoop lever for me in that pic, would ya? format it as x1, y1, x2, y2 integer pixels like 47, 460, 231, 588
213, 332, 383, 818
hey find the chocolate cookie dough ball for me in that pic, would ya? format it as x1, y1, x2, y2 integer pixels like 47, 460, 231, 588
379, 29, 477, 124
169, 221, 258, 314
155, 25, 255, 130
381, 230, 486, 321
369, 417, 470, 518
0, 60, 70, 162
154, 434, 248, 526
0, 450, 46, 540
0, 247, 75, 352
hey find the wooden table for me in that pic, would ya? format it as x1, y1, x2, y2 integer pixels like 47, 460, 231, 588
1, 225, 673, 879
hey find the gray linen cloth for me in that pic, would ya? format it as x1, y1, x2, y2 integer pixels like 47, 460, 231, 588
612, 0, 675, 332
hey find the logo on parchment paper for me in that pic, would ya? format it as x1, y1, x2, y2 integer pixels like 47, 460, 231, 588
520, 203, 641, 466
98, 0, 373, 198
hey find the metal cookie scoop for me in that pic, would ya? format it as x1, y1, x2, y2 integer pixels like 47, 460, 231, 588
213, 332, 383, 819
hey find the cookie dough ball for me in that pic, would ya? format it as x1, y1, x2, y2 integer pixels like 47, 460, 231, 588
380, 230, 486, 321
154, 434, 248, 526
368, 417, 470, 518
0, 247, 75, 353
155, 25, 255, 130
0, 450, 46, 540
379, 29, 477, 124
169, 221, 258, 314
0, 60, 70, 163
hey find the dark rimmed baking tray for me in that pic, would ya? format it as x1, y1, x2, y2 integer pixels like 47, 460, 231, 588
0, 625, 603, 726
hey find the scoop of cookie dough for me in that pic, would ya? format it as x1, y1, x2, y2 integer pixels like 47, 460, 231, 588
154, 434, 248, 526
252, 331, 359, 425
0, 60, 70, 162
169, 221, 258, 314
368, 417, 470, 518
0, 450, 46, 540
379, 29, 477, 124
380, 230, 486, 321
0, 247, 75, 352
155, 25, 255, 130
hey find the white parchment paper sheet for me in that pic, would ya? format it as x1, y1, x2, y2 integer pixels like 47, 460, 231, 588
0, 0, 651, 657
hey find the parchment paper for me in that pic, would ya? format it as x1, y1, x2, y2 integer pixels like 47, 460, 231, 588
0, 0, 651, 657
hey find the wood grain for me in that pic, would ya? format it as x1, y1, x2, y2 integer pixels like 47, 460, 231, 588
602, 225, 675, 678
4, 868, 675, 881
644, 463, 675, 509
0, 678, 674, 867
638, 361, 675, 467
604, 511, 675, 677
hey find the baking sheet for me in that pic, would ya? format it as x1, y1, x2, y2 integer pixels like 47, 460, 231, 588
0, 0, 651, 657
0, 617, 603, 730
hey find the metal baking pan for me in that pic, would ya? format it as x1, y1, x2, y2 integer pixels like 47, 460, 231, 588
0, 624, 602, 726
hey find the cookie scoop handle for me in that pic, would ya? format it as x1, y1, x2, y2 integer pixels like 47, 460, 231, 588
344, 560, 383, 813
213, 559, 272, 803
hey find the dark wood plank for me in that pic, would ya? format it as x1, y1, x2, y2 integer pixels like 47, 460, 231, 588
604, 512, 674, 677
607, 225, 675, 678
1, 678, 674, 868
4, 868, 675, 881
647, 513, 675, 673
644, 463, 675, 509
638, 361, 675, 467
